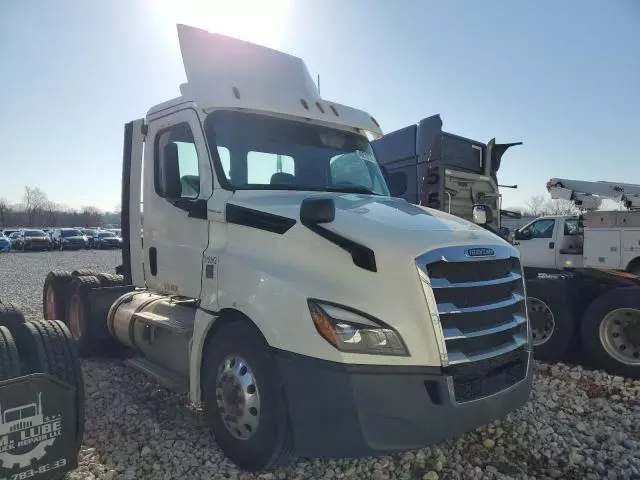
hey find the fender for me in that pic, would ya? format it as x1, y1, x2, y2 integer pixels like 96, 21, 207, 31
188, 304, 280, 405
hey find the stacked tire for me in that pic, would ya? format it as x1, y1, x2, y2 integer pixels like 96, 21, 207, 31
0, 304, 85, 447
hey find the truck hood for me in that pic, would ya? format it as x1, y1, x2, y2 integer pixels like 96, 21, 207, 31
228, 191, 507, 256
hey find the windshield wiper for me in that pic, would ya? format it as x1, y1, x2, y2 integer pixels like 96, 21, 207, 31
239, 184, 379, 195
324, 186, 379, 195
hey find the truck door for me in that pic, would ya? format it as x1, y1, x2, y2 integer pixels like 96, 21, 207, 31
515, 218, 557, 269
143, 109, 213, 299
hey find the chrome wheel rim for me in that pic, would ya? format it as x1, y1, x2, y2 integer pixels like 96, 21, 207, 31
599, 308, 640, 366
45, 287, 56, 320
215, 355, 260, 440
527, 297, 555, 346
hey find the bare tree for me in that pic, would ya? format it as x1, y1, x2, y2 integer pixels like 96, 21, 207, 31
78, 206, 102, 227
546, 198, 581, 216
524, 195, 548, 217
42, 200, 61, 227
0, 198, 8, 227
23, 186, 48, 226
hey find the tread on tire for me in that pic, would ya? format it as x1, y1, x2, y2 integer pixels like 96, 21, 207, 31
0, 325, 21, 380
12, 320, 85, 447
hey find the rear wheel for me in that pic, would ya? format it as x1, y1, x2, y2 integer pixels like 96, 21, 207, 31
66, 276, 101, 357
525, 278, 575, 362
43, 271, 74, 321
581, 286, 640, 378
202, 321, 293, 471
12, 320, 85, 447
0, 301, 26, 331
0, 326, 21, 380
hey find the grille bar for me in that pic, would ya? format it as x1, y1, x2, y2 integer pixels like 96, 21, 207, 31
437, 292, 524, 315
431, 271, 522, 289
443, 314, 527, 340
447, 334, 527, 365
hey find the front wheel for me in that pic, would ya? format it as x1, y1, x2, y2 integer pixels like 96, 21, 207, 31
201, 321, 293, 471
581, 286, 640, 379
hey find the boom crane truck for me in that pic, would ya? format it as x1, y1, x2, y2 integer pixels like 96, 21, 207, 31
40, 25, 532, 471
510, 177, 640, 378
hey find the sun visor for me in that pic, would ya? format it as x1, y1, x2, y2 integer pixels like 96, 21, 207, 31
176, 25, 382, 137
177, 24, 319, 102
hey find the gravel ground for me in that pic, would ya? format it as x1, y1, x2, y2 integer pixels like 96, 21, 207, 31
1, 250, 639, 480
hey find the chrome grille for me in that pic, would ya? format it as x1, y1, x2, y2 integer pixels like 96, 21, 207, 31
416, 245, 529, 367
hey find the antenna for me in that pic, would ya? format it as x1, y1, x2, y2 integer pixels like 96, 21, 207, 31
317, 74, 321, 95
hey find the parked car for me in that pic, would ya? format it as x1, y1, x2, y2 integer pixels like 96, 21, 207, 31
0, 232, 10, 253
2, 229, 19, 238
82, 228, 98, 247
92, 230, 122, 249
8, 231, 22, 249
15, 229, 53, 251
51, 228, 88, 250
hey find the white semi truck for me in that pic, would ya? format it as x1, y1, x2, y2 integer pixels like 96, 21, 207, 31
41, 25, 532, 470
512, 178, 640, 378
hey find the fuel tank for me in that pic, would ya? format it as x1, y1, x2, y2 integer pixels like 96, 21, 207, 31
107, 291, 196, 376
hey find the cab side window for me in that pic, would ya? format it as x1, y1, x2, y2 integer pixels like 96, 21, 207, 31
154, 123, 201, 199
527, 219, 555, 239
564, 219, 583, 236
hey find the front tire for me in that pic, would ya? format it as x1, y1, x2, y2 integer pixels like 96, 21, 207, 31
202, 321, 293, 471
581, 286, 640, 379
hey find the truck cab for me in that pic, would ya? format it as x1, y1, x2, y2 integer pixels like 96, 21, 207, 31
371, 116, 521, 232
514, 215, 585, 274
62, 25, 533, 471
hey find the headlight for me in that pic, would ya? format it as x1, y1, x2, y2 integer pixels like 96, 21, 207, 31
307, 300, 409, 356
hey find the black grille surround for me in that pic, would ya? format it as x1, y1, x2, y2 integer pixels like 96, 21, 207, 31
416, 245, 530, 403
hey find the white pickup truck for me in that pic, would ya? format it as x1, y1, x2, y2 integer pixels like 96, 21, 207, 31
515, 212, 640, 276
512, 211, 640, 379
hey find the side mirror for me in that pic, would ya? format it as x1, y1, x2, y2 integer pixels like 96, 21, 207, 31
385, 170, 408, 197
472, 204, 494, 226
161, 143, 182, 199
514, 228, 530, 240
300, 197, 335, 224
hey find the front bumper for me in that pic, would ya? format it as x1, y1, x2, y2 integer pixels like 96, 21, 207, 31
275, 348, 532, 458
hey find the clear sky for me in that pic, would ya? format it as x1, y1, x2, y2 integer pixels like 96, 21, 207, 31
1, 0, 639, 212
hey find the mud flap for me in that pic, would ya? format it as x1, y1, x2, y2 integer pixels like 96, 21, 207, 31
0, 374, 78, 480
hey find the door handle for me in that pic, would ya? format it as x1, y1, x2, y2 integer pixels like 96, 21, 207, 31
549, 242, 555, 249
149, 247, 157, 276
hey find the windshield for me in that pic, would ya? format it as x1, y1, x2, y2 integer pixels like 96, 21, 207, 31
61, 229, 82, 237
99, 232, 116, 238
204, 111, 390, 196
24, 230, 46, 237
